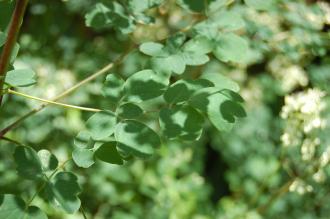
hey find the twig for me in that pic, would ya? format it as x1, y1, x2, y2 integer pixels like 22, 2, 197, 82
8, 89, 102, 112
256, 179, 295, 214
0, 0, 29, 105
0, 51, 129, 138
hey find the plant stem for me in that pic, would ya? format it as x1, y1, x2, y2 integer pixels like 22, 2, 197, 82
1, 136, 26, 146
0, 0, 29, 105
256, 179, 295, 214
0, 51, 129, 138
8, 89, 102, 112
25, 158, 72, 207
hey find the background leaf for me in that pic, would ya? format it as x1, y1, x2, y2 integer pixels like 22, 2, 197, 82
0, 195, 47, 219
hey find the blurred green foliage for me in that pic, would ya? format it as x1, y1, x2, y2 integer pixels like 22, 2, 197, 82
1, 0, 330, 218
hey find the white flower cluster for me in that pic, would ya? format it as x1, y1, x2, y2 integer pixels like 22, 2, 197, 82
268, 57, 308, 92
289, 178, 313, 195
281, 89, 329, 194
318, 1, 330, 25
281, 89, 326, 146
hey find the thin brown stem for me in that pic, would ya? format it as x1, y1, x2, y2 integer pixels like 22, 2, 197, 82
0, 0, 29, 105
256, 179, 295, 214
0, 51, 129, 138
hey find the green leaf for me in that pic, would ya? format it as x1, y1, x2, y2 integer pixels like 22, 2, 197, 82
244, 0, 276, 10
159, 106, 204, 140
95, 142, 123, 165
74, 130, 94, 149
220, 89, 244, 103
163, 79, 213, 104
10, 43, 19, 63
72, 148, 95, 168
165, 54, 186, 74
177, 0, 206, 13
115, 120, 161, 158
0, 31, 6, 47
47, 172, 81, 214
0, 194, 47, 219
139, 42, 168, 57
212, 10, 245, 31
14, 146, 43, 180
5, 68, 36, 87
124, 69, 168, 102
201, 72, 240, 92
190, 91, 245, 132
213, 33, 249, 63
183, 36, 213, 54
85, 2, 135, 34
102, 74, 124, 103
37, 150, 58, 171
85, 3, 112, 29
116, 102, 143, 119
86, 111, 116, 140
166, 33, 186, 52
182, 52, 209, 66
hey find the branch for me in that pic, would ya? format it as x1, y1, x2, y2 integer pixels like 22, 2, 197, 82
8, 89, 102, 112
0, 52, 128, 138
0, 0, 29, 105
256, 179, 295, 214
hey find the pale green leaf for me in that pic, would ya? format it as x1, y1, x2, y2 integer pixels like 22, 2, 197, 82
244, 0, 276, 10
5, 68, 36, 87
86, 111, 116, 140
139, 42, 168, 57
201, 72, 240, 92
72, 148, 95, 168
183, 36, 213, 54
37, 149, 58, 171
213, 33, 249, 63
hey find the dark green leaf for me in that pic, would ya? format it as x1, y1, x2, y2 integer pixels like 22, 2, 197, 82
115, 120, 161, 158
116, 102, 143, 119
164, 79, 213, 104
124, 69, 168, 102
102, 74, 124, 103
190, 91, 245, 132
0, 194, 47, 219
159, 106, 204, 140
95, 142, 123, 165
48, 172, 81, 213
14, 146, 43, 180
